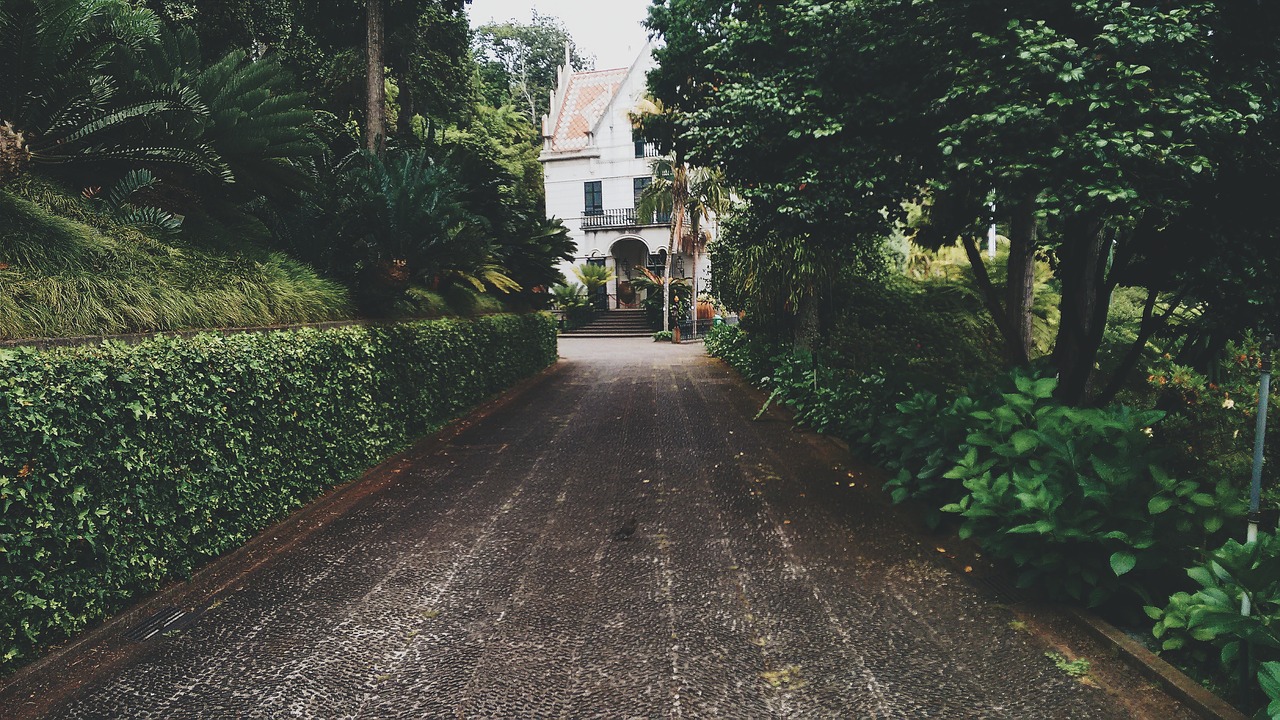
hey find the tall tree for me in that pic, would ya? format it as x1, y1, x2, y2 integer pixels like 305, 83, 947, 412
638, 161, 729, 335
647, 0, 1280, 404
472, 13, 593, 122
365, 0, 386, 153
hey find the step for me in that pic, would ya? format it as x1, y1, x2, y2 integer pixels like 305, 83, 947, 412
559, 332, 654, 338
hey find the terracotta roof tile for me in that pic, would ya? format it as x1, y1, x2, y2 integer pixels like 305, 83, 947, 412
550, 67, 629, 152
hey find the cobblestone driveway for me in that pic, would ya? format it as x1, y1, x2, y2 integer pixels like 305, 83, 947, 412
24, 338, 1194, 719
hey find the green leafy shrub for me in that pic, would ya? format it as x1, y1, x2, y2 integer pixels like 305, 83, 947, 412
0, 313, 556, 670
939, 371, 1243, 606
1148, 533, 1280, 710
550, 282, 594, 330
1144, 336, 1280, 507
631, 268, 692, 331
705, 324, 778, 385
652, 330, 673, 342
754, 349, 900, 441
709, 328, 1241, 609
825, 277, 1004, 394
875, 391, 977, 528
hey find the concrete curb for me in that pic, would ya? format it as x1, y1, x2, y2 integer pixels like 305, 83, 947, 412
1063, 607, 1249, 720
0, 359, 567, 720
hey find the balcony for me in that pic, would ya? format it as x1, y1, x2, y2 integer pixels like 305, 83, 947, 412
634, 141, 661, 158
581, 208, 672, 230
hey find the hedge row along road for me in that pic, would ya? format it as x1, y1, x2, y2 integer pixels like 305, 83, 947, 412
0, 314, 558, 671
1, 337, 1200, 718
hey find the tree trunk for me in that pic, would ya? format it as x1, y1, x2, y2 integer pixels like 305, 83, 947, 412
397, 72, 417, 147
664, 164, 688, 333
1005, 199, 1038, 363
691, 238, 699, 338
1052, 217, 1113, 405
960, 234, 1024, 364
1093, 287, 1187, 406
365, 0, 387, 155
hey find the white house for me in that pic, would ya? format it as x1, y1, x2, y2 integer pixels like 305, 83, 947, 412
540, 42, 707, 313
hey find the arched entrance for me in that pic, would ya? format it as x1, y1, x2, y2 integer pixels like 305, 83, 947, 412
609, 237, 654, 309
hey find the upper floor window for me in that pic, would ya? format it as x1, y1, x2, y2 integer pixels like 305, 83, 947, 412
633, 177, 651, 207
633, 127, 658, 158
584, 181, 602, 216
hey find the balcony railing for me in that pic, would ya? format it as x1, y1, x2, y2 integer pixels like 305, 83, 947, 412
635, 141, 661, 158
581, 208, 672, 230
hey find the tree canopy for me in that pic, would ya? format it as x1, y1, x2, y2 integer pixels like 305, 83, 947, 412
472, 12, 594, 124
647, 0, 1280, 403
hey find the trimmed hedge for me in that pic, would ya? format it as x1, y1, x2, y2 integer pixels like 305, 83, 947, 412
0, 313, 557, 669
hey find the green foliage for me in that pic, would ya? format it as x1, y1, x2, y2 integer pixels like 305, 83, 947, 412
630, 267, 692, 331
1045, 652, 1091, 679
652, 330, 673, 342
572, 263, 615, 294
876, 391, 977, 529
0, 186, 349, 339
324, 149, 493, 311
824, 277, 1004, 393
704, 324, 777, 384
649, 0, 1280, 403
472, 12, 593, 122
0, 0, 214, 181
710, 325, 1243, 609
1148, 532, 1280, 714
127, 28, 322, 199
0, 312, 557, 669
1143, 336, 1280, 506
1260, 662, 1280, 720
931, 371, 1243, 606
550, 282, 593, 330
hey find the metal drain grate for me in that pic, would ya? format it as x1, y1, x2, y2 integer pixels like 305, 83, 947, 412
124, 606, 204, 641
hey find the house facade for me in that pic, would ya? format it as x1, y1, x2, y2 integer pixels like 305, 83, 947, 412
540, 42, 706, 312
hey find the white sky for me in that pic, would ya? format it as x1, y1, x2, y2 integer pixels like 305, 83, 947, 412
467, 0, 655, 70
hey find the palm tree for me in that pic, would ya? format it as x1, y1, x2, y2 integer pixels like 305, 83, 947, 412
572, 263, 615, 309
333, 149, 491, 301
632, 94, 732, 334
0, 0, 214, 186
636, 159, 729, 334
124, 27, 322, 198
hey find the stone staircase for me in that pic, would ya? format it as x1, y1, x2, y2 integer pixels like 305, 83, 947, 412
560, 309, 653, 338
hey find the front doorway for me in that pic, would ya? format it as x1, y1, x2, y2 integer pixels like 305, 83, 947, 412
609, 237, 651, 309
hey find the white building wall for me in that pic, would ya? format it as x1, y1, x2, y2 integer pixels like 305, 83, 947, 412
541, 43, 707, 311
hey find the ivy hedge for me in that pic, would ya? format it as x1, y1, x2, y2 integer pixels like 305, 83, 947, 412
0, 313, 557, 670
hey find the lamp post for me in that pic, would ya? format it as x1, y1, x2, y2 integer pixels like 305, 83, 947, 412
987, 201, 998, 259
1240, 335, 1273, 703
1244, 335, 1273, 569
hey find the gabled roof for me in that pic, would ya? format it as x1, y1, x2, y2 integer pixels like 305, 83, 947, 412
546, 67, 629, 153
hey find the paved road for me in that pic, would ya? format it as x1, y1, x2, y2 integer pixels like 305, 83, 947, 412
24, 338, 1193, 718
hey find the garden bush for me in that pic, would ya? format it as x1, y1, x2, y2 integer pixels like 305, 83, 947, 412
704, 324, 778, 385
708, 328, 1243, 609
930, 371, 1242, 607
1149, 532, 1280, 716
0, 313, 557, 670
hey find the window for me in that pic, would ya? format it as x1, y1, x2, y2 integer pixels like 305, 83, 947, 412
647, 251, 667, 277
633, 177, 651, 207
584, 181, 602, 216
